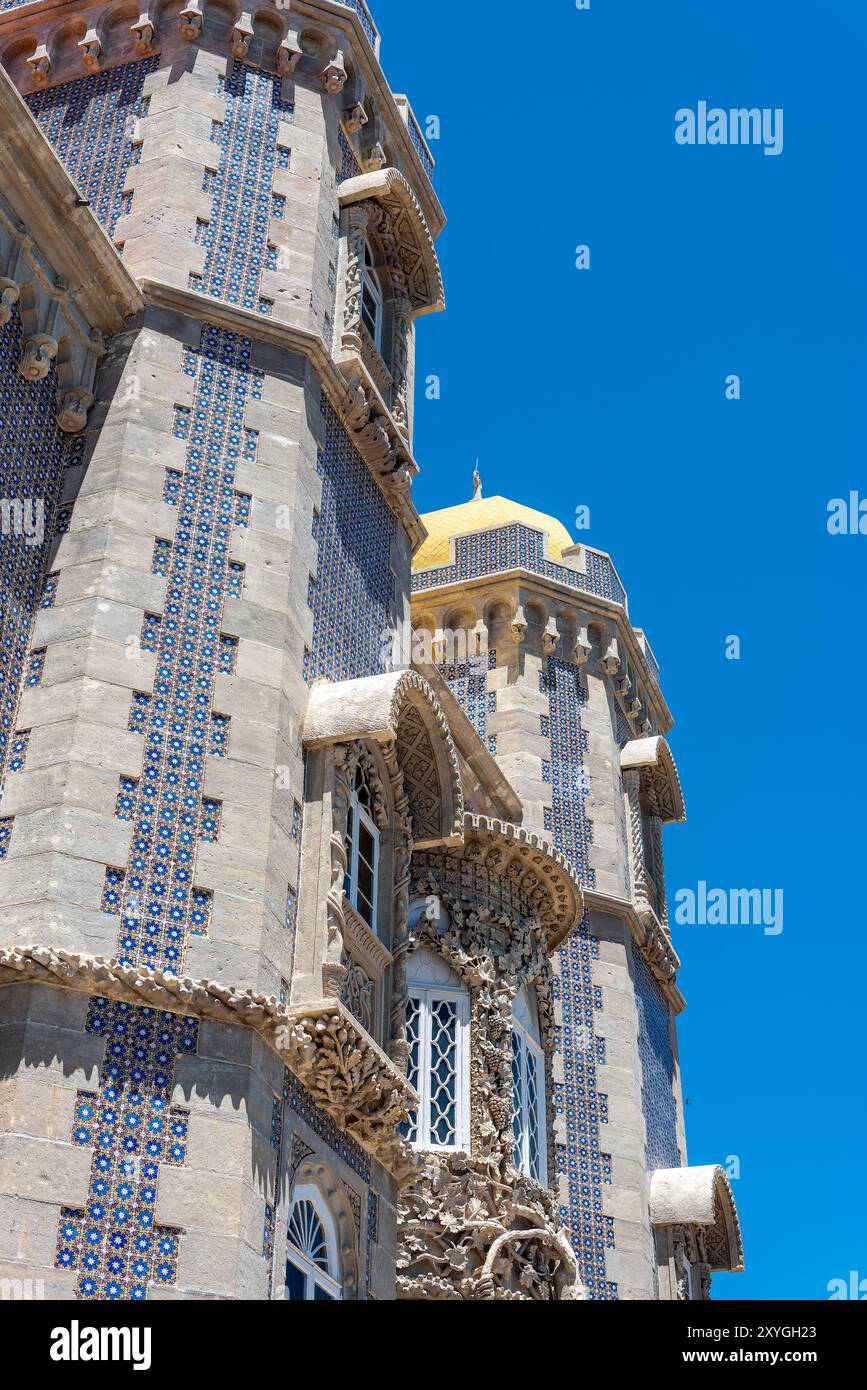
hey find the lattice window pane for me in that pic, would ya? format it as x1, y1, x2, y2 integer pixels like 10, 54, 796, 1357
428, 999, 458, 1146
401, 996, 421, 1144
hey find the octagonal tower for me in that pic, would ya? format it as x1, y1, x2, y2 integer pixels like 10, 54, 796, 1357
411, 492, 743, 1299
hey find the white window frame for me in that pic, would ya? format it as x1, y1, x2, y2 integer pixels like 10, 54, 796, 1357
361, 240, 384, 350
284, 1184, 342, 1302
512, 996, 547, 1185
405, 981, 470, 1153
344, 765, 380, 935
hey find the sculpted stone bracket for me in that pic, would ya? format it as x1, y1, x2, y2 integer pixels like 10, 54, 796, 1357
0, 200, 107, 432
0, 945, 418, 1182
397, 1152, 584, 1301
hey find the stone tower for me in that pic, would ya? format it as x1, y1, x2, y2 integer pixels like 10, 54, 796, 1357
411, 495, 744, 1298
0, 0, 742, 1303
0, 0, 447, 1300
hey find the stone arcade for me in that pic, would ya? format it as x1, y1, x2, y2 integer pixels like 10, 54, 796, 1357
0, 0, 742, 1300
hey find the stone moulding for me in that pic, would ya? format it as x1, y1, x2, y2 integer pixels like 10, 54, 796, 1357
140, 278, 427, 549
650, 1164, 744, 1274
583, 888, 684, 1010
0, 944, 418, 1182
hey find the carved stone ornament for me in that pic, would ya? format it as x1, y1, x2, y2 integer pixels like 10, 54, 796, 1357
398, 1152, 584, 1301
179, 2, 203, 40
230, 16, 254, 59
0, 945, 418, 1182
56, 386, 94, 434
321, 51, 348, 94
18, 333, 57, 381
277, 33, 302, 75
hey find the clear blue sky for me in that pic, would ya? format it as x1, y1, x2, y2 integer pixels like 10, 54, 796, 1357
374, 0, 867, 1299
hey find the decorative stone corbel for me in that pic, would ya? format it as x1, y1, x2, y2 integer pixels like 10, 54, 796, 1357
602, 635, 621, 675
78, 29, 103, 72
615, 676, 631, 699
321, 50, 348, 94
19, 334, 57, 382
0, 277, 20, 328
230, 14, 253, 59
542, 616, 560, 654
345, 102, 368, 134
640, 718, 653, 736
131, 13, 156, 54
629, 698, 642, 720
511, 605, 528, 645
277, 31, 302, 75
179, 2, 203, 41
573, 624, 592, 667
56, 329, 103, 432
26, 45, 52, 86
360, 142, 387, 172
56, 387, 94, 434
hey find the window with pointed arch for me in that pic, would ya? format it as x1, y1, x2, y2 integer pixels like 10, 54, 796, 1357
360, 240, 384, 350
402, 941, 470, 1152
512, 983, 547, 1184
344, 761, 379, 933
284, 1186, 342, 1301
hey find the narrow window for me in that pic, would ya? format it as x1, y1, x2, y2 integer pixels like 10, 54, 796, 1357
512, 984, 547, 1183
402, 943, 470, 1152
360, 241, 383, 349
343, 763, 379, 932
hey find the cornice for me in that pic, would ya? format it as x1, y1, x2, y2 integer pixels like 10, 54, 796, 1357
0, 64, 142, 333
0, 944, 419, 1180
411, 564, 674, 736
582, 888, 685, 1013
141, 277, 427, 551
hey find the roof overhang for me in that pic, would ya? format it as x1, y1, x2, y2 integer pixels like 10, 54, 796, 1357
650, 1165, 744, 1273
302, 669, 463, 847
338, 168, 444, 315
621, 735, 686, 823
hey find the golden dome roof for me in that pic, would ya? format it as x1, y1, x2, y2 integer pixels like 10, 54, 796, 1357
414, 496, 575, 570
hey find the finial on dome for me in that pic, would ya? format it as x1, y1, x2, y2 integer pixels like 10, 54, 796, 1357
472, 462, 482, 501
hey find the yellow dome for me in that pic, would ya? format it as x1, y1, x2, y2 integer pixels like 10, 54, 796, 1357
414, 496, 575, 570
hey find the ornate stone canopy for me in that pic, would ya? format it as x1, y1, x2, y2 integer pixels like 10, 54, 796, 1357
621, 735, 686, 823
413, 812, 584, 951
338, 168, 444, 316
650, 1165, 744, 1273
302, 669, 463, 848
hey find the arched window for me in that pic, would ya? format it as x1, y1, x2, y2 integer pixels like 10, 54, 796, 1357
344, 762, 379, 933
512, 984, 547, 1183
360, 241, 383, 350
402, 941, 469, 1152
284, 1188, 341, 1301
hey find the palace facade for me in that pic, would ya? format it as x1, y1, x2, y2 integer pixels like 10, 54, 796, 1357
0, 0, 742, 1301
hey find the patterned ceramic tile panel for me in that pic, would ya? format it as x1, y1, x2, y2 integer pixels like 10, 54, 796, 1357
334, 0, 377, 47
112, 327, 262, 973
412, 522, 626, 609
0, 309, 73, 801
27, 59, 157, 239
199, 63, 293, 309
54, 996, 198, 1300
553, 917, 617, 1300
541, 657, 595, 889
632, 946, 680, 1171
438, 649, 497, 753
304, 399, 395, 685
